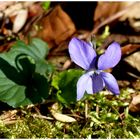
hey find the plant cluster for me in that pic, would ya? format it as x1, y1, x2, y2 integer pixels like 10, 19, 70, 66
0, 37, 139, 138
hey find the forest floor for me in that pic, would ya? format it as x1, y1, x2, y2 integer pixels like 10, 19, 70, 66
0, 1, 140, 138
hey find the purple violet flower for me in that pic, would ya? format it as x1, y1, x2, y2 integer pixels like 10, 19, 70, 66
68, 37, 121, 100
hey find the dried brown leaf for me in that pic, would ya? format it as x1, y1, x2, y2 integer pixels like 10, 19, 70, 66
51, 112, 76, 123
124, 51, 140, 72
0, 1, 15, 11
94, 2, 121, 28
120, 2, 140, 32
120, 2, 140, 20
50, 102, 76, 123
129, 94, 140, 112
4, 3, 23, 17
36, 5, 76, 48
12, 9, 28, 33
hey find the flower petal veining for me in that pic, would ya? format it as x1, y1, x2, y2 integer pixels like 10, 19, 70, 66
98, 42, 121, 70
69, 37, 97, 70
100, 72, 120, 95
77, 73, 90, 100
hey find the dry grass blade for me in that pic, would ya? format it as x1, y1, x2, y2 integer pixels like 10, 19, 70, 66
32, 114, 54, 120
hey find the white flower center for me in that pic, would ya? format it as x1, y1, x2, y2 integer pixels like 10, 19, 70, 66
87, 69, 103, 76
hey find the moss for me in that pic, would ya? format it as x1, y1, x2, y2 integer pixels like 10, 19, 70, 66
0, 89, 140, 138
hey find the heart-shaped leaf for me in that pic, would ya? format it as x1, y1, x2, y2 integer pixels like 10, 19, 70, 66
0, 38, 51, 107
52, 69, 83, 104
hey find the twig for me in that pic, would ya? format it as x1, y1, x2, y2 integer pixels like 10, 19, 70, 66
85, 100, 88, 119
96, 105, 99, 116
2, 120, 22, 125
32, 114, 54, 120
62, 59, 72, 70
69, 114, 84, 119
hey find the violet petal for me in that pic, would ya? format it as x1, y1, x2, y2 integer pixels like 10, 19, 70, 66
86, 73, 104, 94
77, 73, 90, 100
98, 42, 121, 70
69, 37, 97, 70
100, 72, 120, 95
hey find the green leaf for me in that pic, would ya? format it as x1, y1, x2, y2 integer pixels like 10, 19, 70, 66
12, 38, 52, 75
0, 38, 50, 107
35, 59, 53, 76
30, 38, 49, 58
42, 1, 51, 10
0, 72, 26, 107
12, 38, 49, 60
52, 69, 83, 104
